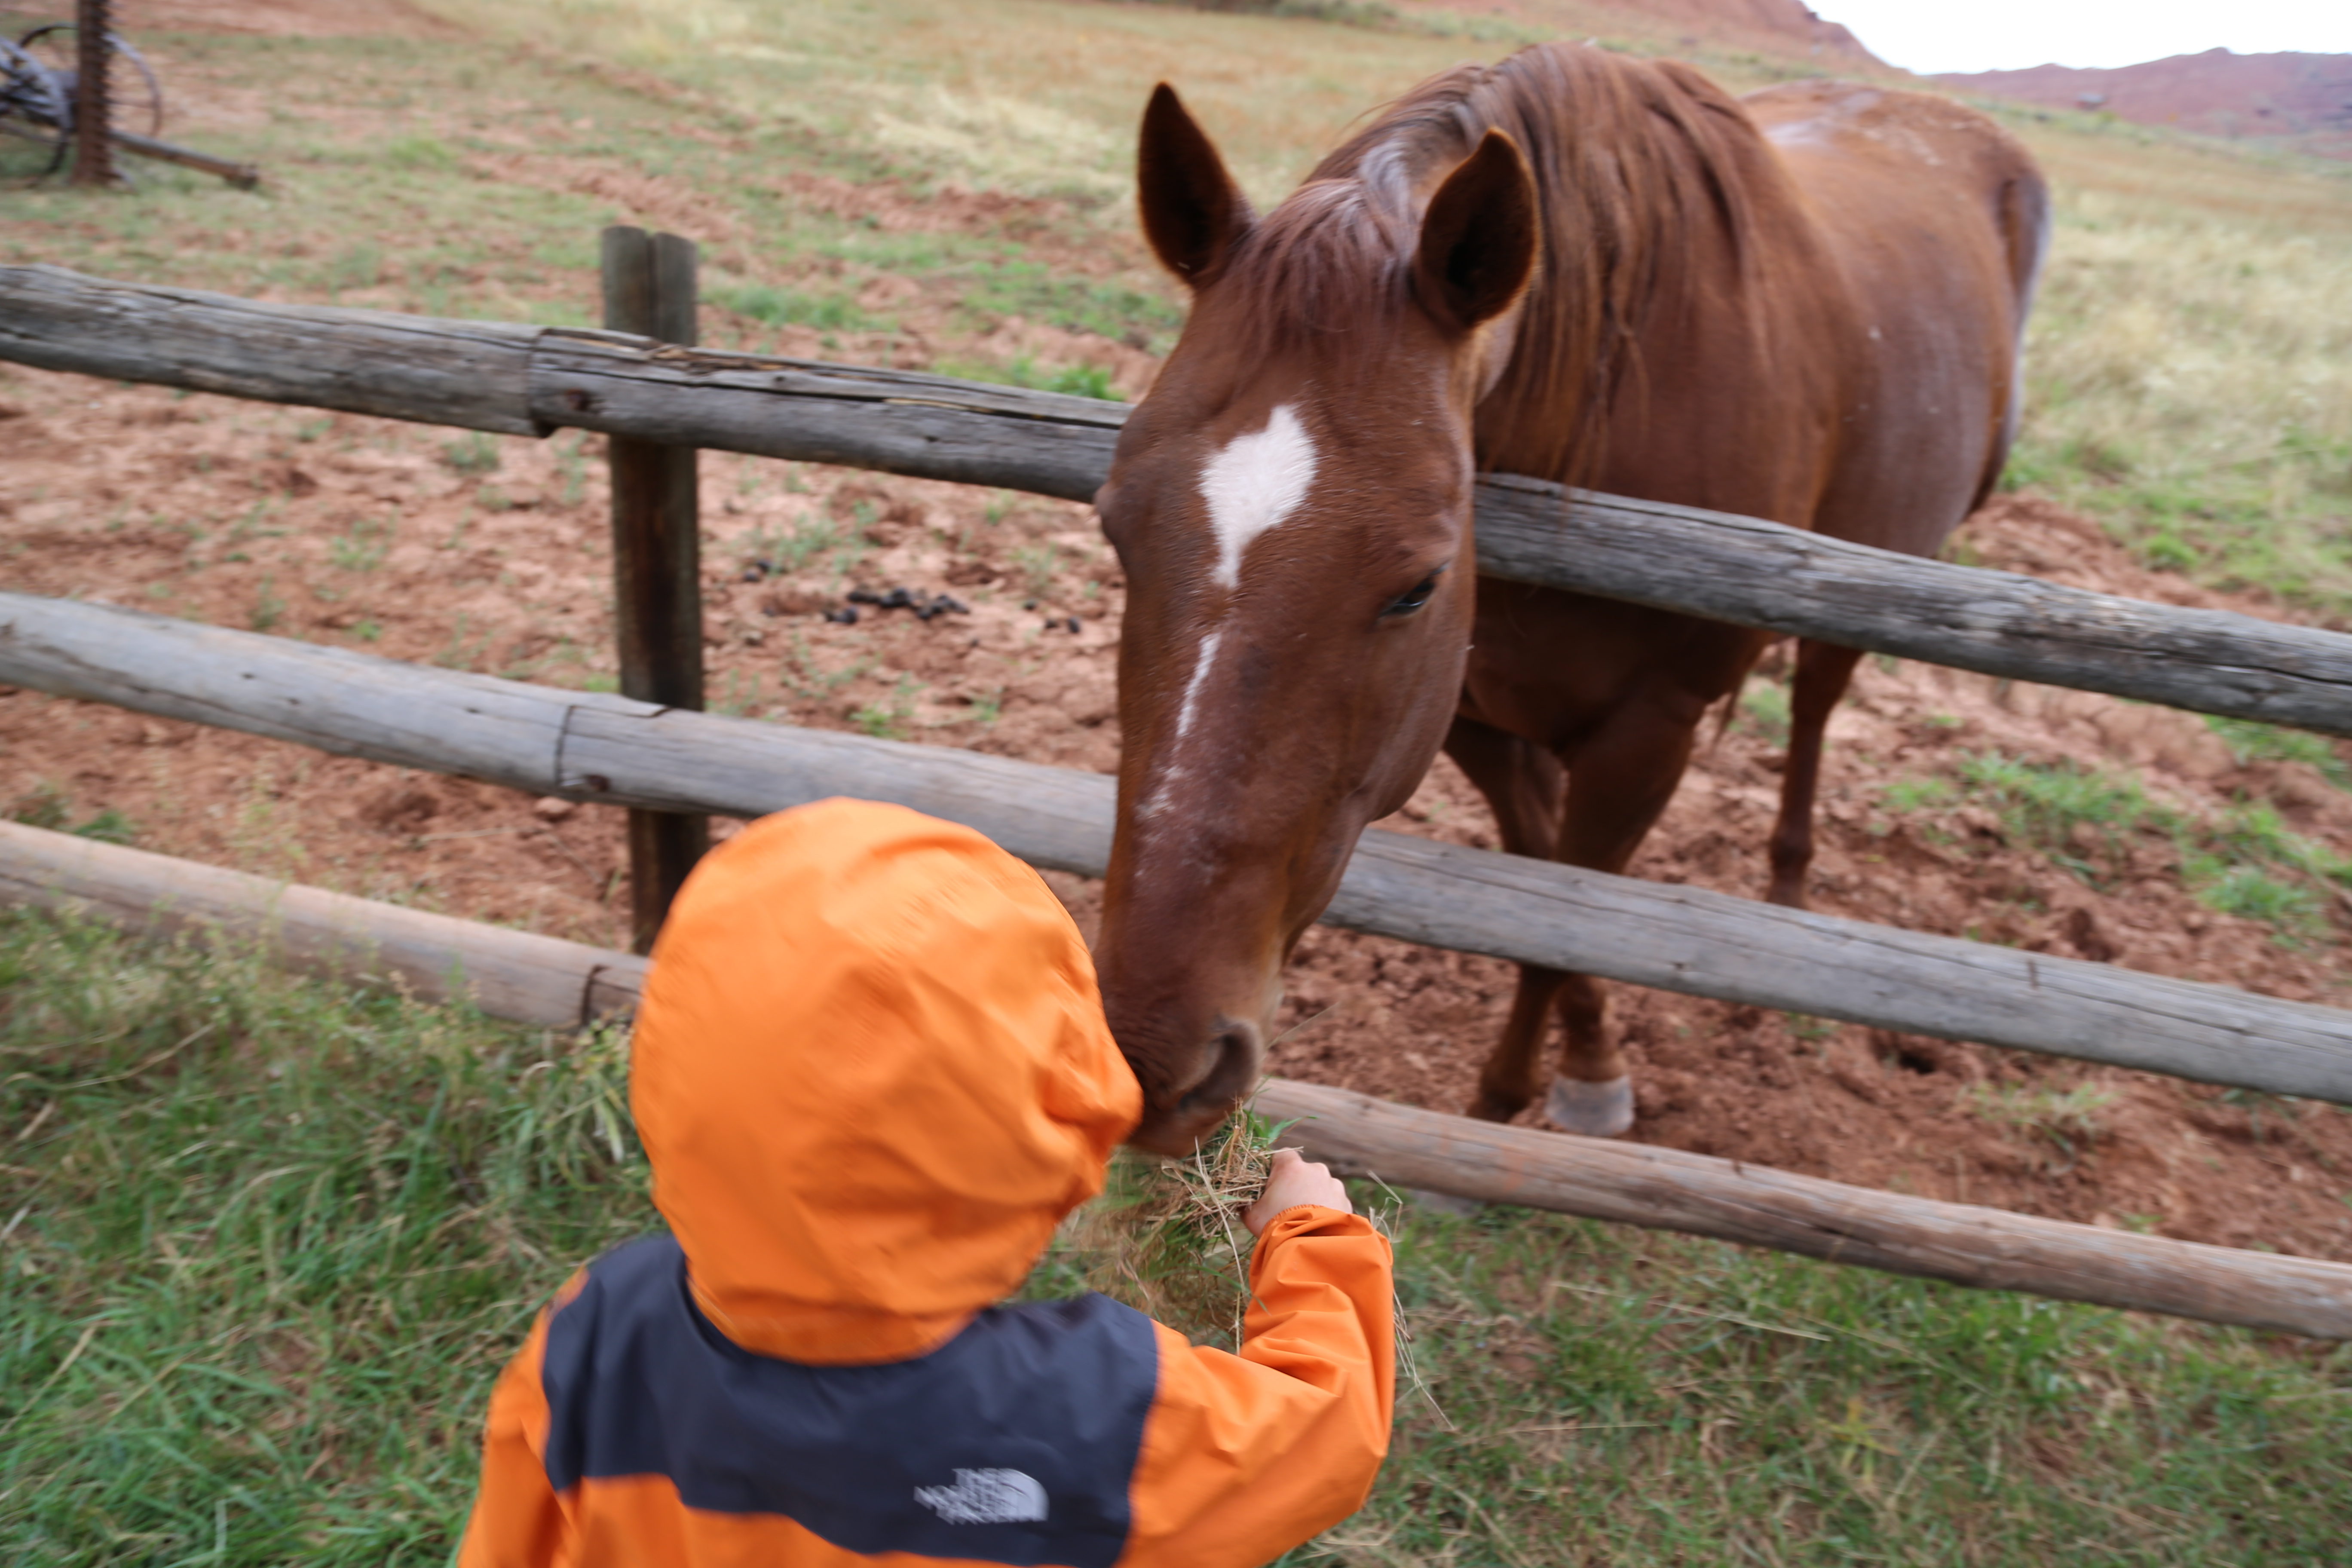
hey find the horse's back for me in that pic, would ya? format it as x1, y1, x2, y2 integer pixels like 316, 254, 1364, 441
1746, 82, 2051, 552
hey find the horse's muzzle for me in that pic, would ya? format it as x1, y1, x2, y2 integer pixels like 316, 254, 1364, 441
1128, 1015, 1263, 1155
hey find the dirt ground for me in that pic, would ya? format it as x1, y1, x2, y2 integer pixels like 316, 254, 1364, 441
6, 0, 2352, 1271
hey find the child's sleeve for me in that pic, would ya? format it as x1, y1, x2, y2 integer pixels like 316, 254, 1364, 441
1117, 1204, 1396, 1568
456, 1315, 570, 1568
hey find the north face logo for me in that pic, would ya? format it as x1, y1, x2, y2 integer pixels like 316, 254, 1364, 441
914, 1468, 1049, 1525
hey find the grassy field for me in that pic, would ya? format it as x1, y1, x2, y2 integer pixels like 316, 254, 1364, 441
6, 6, 2352, 1562
1, 910, 2346, 1565
7, 0, 2346, 616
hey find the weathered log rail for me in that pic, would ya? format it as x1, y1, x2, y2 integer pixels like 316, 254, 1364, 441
8, 815, 2347, 1339
7, 589, 2352, 1108
6, 263, 2352, 735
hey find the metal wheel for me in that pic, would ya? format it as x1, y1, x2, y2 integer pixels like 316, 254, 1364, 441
17, 24, 165, 140
0, 36, 70, 155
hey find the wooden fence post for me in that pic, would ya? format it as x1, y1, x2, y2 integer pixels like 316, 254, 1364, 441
599, 226, 707, 952
71, 0, 116, 188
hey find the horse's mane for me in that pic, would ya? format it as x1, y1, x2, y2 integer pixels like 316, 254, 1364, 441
1213, 44, 1795, 483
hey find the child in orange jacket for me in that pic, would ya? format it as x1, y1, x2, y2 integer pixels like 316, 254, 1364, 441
459, 798, 1394, 1568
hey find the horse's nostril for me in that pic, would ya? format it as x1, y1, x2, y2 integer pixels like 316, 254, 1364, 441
1177, 1020, 1262, 1115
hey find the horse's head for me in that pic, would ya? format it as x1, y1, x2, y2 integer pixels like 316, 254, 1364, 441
1097, 86, 1538, 1153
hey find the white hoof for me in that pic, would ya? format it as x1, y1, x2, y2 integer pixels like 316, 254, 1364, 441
1546, 1075, 1634, 1138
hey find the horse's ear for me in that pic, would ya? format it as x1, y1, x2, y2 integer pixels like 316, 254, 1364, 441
1413, 130, 1538, 335
1138, 83, 1254, 288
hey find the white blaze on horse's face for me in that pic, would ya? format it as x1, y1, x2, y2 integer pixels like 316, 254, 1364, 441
1171, 403, 1317, 746
1200, 403, 1319, 591
1142, 402, 1322, 815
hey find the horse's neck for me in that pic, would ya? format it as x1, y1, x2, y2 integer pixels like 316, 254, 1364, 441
1475, 108, 1798, 490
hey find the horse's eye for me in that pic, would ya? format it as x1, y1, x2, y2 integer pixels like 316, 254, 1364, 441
1382, 573, 1440, 618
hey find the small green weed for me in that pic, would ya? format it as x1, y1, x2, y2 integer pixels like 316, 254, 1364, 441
557, 434, 589, 508
1966, 1082, 2116, 1163
715, 670, 768, 719
436, 613, 494, 671
1011, 541, 1064, 599
744, 514, 846, 575
851, 674, 922, 740
249, 575, 286, 633
1737, 676, 1790, 745
441, 431, 501, 478
329, 514, 394, 573
781, 635, 871, 702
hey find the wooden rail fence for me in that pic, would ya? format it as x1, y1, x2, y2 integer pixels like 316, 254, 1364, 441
10, 260, 2352, 1334
6, 263, 2352, 735
7, 589, 2352, 1109
6, 816, 2348, 1339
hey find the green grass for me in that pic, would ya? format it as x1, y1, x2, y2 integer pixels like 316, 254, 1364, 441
1996, 175, 2352, 622
0, 911, 649, 1563
2205, 715, 2352, 790
933, 352, 1125, 400
2, 910, 2348, 1563
7, 783, 138, 846
709, 282, 880, 333
1885, 749, 2352, 936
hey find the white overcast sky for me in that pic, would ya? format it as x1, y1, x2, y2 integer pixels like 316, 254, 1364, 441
1810, 0, 2352, 75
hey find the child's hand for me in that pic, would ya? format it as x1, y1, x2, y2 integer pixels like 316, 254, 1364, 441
1241, 1148, 1352, 1236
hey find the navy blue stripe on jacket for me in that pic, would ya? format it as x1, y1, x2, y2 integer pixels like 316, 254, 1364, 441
538, 1236, 1161, 1568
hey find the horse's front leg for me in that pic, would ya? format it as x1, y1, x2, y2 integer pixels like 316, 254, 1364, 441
1538, 687, 1724, 1136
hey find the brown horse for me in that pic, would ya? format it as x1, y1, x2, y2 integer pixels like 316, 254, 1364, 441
1093, 44, 2048, 1155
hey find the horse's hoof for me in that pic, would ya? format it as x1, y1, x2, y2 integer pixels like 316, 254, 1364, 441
1545, 1075, 1634, 1137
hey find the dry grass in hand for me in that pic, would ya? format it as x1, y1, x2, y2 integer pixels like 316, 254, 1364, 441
1028, 1106, 1434, 1426
1034, 1109, 1286, 1351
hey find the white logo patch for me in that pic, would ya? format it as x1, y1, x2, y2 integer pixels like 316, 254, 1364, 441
1198, 403, 1319, 591
913, 1468, 1049, 1525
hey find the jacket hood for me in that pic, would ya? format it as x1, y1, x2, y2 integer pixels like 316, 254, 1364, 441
629, 799, 1141, 1364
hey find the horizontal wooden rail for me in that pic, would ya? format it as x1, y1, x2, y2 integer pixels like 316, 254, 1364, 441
1254, 1080, 2352, 1339
0, 820, 645, 1026
5, 263, 2350, 735
6, 818, 2344, 1338
5, 589, 2351, 1108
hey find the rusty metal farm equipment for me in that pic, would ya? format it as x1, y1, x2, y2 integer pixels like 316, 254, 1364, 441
0, 6, 256, 187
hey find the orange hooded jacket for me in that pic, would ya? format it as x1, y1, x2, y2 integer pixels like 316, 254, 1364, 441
459, 799, 1394, 1568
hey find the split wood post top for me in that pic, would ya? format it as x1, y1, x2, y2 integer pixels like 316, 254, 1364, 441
600, 226, 708, 952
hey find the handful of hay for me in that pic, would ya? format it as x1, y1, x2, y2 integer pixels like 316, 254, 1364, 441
1026, 1110, 1413, 1360
1025, 1109, 1286, 1351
